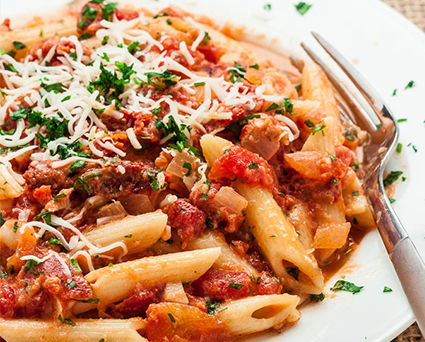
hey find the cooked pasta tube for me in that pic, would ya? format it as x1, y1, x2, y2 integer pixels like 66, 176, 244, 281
342, 169, 376, 229
185, 230, 259, 276
0, 16, 77, 55
216, 294, 300, 335
0, 318, 146, 342
75, 247, 221, 312
200, 134, 324, 294
86, 210, 167, 255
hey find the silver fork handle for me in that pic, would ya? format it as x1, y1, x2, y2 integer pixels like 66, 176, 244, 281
391, 237, 425, 333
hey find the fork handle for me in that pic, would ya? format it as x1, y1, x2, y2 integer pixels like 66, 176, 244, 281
391, 237, 425, 333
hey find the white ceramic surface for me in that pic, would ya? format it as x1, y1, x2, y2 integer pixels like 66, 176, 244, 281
2, 0, 425, 341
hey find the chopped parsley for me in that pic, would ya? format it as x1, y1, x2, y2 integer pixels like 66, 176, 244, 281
206, 300, 221, 315
397, 118, 407, 122
0, 213, 5, 226
194, 82, 205, 87
148, 174, 161, 191
263, 4, 272, 10
23, 259, 45, 276
405, 80, 415, 90
265, 98, 294, 114
10, 105, 31, 122
34, 211, 52, 225
12, 221, 18, 233
310, 293, 325, 302
248, 161, 259, 170
65, 280, 76, 289
68, 258, 82, 273
183, 161, 192, 176
127, 41, 141, 54
383, 171, 403, 187
12, 41, 26, 50
124, 234, 133, 238
74, 172, 103, 195
396, 143, 402, 153
101, 36, 109, 45
72, 297, 100, 303
392, 89, 397, 96
41, 82, 67, 93
389, 198, 396, 204
88, 62, 136, 107
352, 191, 359, 197
144, 70, 177, 91
295, 2, 312, 15
383, 286, 393, 293
344, 128, 358, 142
48, 236, 62, 245
58, 314, 76, 326
4, 64, 19, 73
330, 280, 363, 294
168, 313, 176, 322
229, 282, 245, 290
68, 160, 85, 174
304, 119, 326, 135
330, 178, 338, 184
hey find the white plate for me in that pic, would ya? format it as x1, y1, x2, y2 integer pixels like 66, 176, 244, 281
2, 0, 425, 341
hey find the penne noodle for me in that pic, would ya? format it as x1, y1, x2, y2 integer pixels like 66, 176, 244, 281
0, 318, 146, 342
74, 247, 221, 313
0, 16, 77, 54
216, 294, 300, 335
86, 210, 168, 256
0, 219, 21, 251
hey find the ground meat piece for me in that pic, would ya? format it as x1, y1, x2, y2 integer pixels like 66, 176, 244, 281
0, 282, 15, 318
112, 283, 164, 318
192, 269, 251, 301
167, 199, 206, 248
24, 161, 73, 192
256, 271, 283, 295
209, 145, 274, 191
146, 302, 234, 342
240, 116, 282, 161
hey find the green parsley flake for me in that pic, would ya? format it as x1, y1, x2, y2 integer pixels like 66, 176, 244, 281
248, 161, 259, 170
396, 143, 402, 153
383, 171, 403, 187
405, 80, 415, 89
310, 293, 325, 302
331, 280, 363, 294
383, 286, 393, 293
229, 282, 245, 290
295, 2, 312, 15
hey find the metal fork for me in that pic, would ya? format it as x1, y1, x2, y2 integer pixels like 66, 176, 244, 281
302, 32, 425, 335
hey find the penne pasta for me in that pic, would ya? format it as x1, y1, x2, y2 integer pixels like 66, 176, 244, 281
86, 210, 167, 256
0, 16, 77, 56
0, 318, 146, 342
216, 294, 300, 335
75, 248, 221, 312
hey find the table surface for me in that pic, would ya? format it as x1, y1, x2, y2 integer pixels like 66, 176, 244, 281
381, 0, 425, 340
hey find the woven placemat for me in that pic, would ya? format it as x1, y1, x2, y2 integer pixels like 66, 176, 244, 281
381, 0, 425, 341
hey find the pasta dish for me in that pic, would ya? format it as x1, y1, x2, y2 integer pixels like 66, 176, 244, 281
0, 1, 375, 341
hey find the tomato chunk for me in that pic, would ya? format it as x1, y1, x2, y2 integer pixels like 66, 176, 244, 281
192, 269, 251, 301
209, 145, 274, 190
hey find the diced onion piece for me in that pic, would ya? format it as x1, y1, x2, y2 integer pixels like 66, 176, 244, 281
163, 282, 189, 304
166, 150, 198, 178
212, 186, 248, 214
96, 201, 127, 225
